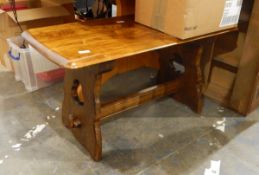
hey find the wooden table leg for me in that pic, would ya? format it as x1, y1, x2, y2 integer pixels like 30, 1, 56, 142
157, 44, 204, 113
62, 65, 108, 161
176, 44, 204, 113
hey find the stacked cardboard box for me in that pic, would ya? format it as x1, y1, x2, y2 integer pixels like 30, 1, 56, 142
135, 0, 243, 39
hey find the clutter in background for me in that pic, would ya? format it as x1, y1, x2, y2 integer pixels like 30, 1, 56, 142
0, 0, 75, 67
74, 0, 115, 19
0, 0, 75, 91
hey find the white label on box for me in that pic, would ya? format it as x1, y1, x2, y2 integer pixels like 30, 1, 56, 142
220, 0, 243, 27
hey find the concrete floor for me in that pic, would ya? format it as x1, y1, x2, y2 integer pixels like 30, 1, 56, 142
1, 67, 259, 175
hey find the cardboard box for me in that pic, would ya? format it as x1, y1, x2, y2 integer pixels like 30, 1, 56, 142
0, 38, 9, 65
40, 0, 74, 15
135, 0, 243, 39
0, 4, 74, 67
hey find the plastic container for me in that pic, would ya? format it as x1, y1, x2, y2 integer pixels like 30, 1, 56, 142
7, 36, 64, 91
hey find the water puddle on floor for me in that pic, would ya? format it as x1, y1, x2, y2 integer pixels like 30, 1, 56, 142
213, 118, 226, 132
0, 121, 49, 166
204, 160, 221, 175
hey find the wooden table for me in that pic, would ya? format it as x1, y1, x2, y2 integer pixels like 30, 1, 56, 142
22, 16, 236, 161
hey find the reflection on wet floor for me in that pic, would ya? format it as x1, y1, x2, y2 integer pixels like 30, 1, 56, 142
0, 68, 259, 175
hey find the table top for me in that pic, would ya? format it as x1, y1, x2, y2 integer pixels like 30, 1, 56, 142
22, 16, 236, 69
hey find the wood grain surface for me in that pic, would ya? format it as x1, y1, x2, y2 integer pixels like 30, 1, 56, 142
23, 16, 237, 69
